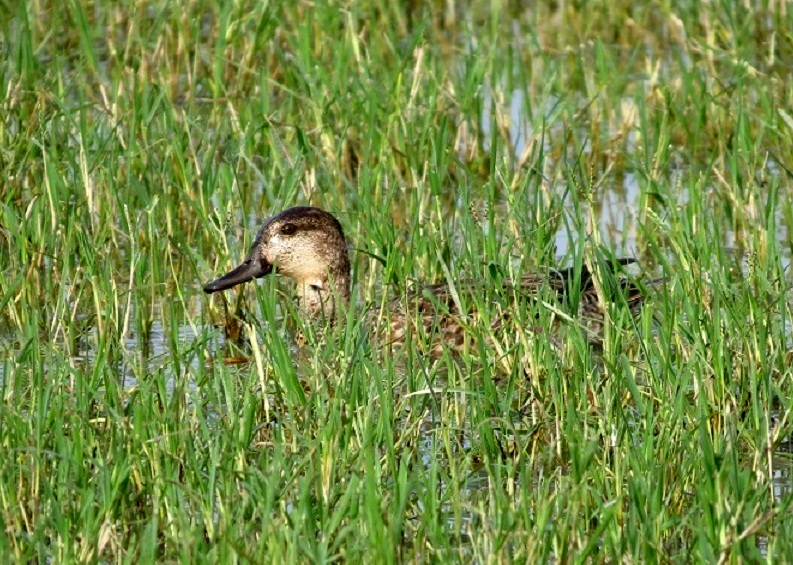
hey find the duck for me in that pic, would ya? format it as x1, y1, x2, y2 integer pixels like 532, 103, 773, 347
203, 206, 657, 353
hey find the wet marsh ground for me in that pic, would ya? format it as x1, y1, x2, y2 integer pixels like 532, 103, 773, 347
2, 0, 793, 562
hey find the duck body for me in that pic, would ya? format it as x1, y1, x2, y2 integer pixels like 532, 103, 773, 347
204, 206, 653, 351
380, 261, 646, 354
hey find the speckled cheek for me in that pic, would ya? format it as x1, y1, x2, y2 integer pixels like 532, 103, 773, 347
262, 235, 281, 264
266, 233, 281, 251
274, 248, 296, 274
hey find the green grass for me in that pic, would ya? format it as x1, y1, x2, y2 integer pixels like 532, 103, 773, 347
2, 0, 793, 561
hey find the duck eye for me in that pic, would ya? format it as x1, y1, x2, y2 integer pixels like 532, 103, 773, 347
280, 223, 298, 236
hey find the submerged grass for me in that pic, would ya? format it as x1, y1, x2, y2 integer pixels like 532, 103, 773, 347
2, 0, 793, 561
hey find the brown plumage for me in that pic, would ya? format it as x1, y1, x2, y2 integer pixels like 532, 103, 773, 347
204, 206, 657, 352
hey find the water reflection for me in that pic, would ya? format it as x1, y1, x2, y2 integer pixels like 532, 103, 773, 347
478, 83, 791, 272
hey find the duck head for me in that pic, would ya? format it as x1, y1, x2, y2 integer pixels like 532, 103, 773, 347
204, 206, 351, 319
